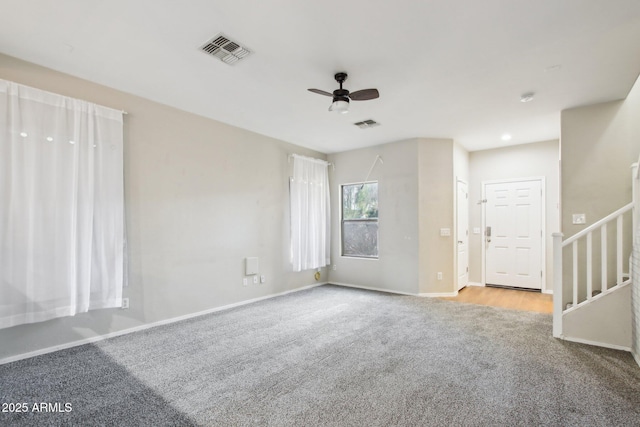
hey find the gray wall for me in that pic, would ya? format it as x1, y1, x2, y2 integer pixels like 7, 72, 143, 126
468, 140, 560, 292
0, 53, 326, 360
327, 139, 420, 295
327, 138, 458, 296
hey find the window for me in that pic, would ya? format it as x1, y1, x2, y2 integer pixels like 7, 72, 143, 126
341, 182, 378, 258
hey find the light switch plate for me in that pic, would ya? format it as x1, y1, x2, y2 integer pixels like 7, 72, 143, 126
572, 214, 586, 225
473, 227, 481, 234
440, 228, 451, 237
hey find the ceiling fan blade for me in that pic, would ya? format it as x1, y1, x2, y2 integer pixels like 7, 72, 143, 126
308, 88, 333, 97
349, 88, 379, 101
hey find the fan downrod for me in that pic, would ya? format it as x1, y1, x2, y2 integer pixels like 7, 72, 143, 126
334, 72, 348, 87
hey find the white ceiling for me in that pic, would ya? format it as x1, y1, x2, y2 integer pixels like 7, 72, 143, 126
1, 0, 640, 153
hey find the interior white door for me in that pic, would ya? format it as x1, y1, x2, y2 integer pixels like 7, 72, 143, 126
485, 179, 542, 289
456, 180, 469, 291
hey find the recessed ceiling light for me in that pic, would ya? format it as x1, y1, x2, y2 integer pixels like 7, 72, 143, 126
46, 136, 53, 142
20, 132, 28, 138
544, 64, 562, 73
520, 92, 535, 103
501, 134, 512, 141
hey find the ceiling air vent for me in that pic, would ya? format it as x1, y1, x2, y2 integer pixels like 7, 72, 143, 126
200, 33, 251, 65
354, 119, 380, 129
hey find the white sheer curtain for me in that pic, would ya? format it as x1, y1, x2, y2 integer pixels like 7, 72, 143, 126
290, 154, 331, 272
0, 79, 124, 329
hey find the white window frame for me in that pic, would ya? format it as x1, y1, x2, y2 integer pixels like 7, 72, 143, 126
340, 181, 379, 259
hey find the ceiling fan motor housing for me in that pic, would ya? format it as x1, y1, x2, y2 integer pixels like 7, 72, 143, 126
333, 88, 350, 103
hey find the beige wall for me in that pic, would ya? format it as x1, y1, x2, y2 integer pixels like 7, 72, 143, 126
468, 140, 560, 292
418, 139, 456, 294
0, 53, 326, 360
560, 73, 640, 348
560, 76, 640, 306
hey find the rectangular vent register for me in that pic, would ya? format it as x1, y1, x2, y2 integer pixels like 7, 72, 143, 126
200, 33, 251, 65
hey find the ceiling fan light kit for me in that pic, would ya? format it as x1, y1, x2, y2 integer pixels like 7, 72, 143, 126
329, 99, 349, 114
308, 72, 379, 113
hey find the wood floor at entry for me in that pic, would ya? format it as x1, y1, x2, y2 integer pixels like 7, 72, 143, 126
440, 286, 552, 314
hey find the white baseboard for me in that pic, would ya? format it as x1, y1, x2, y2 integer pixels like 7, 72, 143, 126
0, 282, 327, 366
418, 291, 458, 297
329, 282, 418, 297
331, 282, 460, 298
633, 350, 640, 368
560, 335, 632, 353
468, 282, 484, 287
542, 289, 554, 295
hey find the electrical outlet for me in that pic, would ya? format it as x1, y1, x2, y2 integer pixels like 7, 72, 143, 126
121, 298, 129, 309
440, 228, 451, 237
243, 278, 248, 286
332, 264, 337, 271
253, 276, 258, 284
260, 275, 266, 284
437, 272, 443, 280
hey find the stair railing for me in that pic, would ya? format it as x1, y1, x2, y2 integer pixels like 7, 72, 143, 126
553, 161, 638, 338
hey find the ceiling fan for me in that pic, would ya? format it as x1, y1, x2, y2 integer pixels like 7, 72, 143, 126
308, 72, 379, 114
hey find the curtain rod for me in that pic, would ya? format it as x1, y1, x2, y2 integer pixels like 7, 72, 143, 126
288, 154, 334, 169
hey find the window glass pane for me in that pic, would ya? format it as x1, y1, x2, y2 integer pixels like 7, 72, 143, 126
342, 182, 378, 220
342, 221, 378, 257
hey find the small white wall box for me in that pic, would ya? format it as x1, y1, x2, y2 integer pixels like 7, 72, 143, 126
572, 214, 586, 225
245, 257, 259, 275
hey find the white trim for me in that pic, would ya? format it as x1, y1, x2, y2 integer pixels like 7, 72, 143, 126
633, 350, 640, 368
418, 291, 459, 298
0, 282, 327, 366
455, 178, 469, 292
561, 280, 631, 315
542, 288, 553, 295
332, 282, 459, 298
468, 282, 484, 287
558, 335, 632, 353
330, 282, 417, 296
338, 180, 380, 260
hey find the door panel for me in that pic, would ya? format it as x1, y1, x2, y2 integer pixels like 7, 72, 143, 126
485, 180, 542, 289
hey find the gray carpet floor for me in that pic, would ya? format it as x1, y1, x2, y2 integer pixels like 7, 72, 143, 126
1, 284, 639, 426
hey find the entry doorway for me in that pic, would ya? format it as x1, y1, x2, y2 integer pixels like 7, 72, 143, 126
483, 178, 544, 290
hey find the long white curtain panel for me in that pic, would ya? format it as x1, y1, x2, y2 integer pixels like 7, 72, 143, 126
290, 154, 330, 272
0, 79, 124, 329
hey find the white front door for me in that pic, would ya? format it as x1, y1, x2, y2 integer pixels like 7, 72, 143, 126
457, 180, 469, 291
485, 179, 543, 290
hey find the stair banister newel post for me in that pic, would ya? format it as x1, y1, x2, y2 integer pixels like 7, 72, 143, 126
553, 232, 564, 338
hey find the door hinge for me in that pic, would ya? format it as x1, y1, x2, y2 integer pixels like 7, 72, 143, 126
466, 267, 469, 273
541, 270, 543, 278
